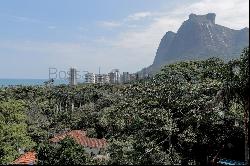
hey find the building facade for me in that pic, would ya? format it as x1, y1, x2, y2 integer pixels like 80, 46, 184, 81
109, 69, 120, 84
69, 68, 77, 86
121, 72, 130, 83
95, 74, 104, 84
85, 73, 95, 83
103, 74, 110, 84
83, 69, 140, 84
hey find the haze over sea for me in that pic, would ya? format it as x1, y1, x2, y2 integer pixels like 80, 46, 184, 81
0, 79, 84, 87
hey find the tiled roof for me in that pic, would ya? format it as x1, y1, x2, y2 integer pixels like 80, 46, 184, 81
50, 130, 107, 149
12, 151, 36, 165
12, 130, 107, 165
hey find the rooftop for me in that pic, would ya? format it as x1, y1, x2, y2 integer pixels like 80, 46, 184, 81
12, 130, 107, 164
49, 130, 107, 149
12, 151, 37, 165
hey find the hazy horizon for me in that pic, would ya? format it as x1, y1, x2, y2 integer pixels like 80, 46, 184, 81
0, 0, 249, 79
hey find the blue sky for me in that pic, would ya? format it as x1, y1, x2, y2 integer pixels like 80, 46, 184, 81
0, 0, 249, 79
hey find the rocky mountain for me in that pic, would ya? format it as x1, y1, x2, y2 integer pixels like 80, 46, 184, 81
139, 13, 249, 77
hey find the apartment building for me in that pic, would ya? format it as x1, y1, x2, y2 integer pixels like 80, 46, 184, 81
85, 73, 95, 83
109, 69, 120, 84
95, 74, 104, 84
69, 68, 77, 86
121, 72, 130, 83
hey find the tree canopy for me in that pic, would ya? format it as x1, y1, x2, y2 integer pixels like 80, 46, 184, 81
0, 100, 36, 164
0, 47, 248, 165
37, 137, 88, 165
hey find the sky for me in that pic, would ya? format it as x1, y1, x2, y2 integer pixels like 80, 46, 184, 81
0, 0, 249, 79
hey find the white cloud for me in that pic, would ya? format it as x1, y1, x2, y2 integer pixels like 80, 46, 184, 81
98, 21, 122, 28
11, 15, 45, 24
127, 24, 138, 28
171, 0, 249, 30
0, 40, 146, 75
98, 11, 153, 29
126, 12, 152, 21
96, 0, 249, 69
1, 0, 249, 77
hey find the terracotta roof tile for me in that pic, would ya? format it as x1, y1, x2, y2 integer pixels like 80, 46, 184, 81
50, 130, 107, 149
12, 151, 37, 165
13, 130, 107, 165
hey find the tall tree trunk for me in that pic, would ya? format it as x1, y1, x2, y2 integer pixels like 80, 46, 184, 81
56, 104, 59, 114
71, 102, 74, 112
59, 102, 62, 112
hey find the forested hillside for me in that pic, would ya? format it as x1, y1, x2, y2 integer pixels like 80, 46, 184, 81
0, 47, 248, 165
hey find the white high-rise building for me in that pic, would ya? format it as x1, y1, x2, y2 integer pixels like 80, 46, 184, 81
69, 68, 77, 85
85, 73, 95, 83
109, 69, 120, 84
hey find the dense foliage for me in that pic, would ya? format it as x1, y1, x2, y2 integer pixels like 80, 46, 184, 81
0, 100, 35, 164
37, 137, 88, 165
0, 47, 248, 165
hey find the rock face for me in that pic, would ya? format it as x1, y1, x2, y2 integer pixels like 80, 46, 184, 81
140, 13, 249, 76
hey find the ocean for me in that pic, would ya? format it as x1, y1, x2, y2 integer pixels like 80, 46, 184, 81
0, 79, 85, 87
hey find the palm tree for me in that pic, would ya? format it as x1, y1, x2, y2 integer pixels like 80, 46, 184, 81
223, 47, 249, 165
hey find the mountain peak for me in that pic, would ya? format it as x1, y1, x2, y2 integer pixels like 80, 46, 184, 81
189, 13, 216, 24
138, 13, 249, 77
166, 31, 176, 34
242, 27, 249, 31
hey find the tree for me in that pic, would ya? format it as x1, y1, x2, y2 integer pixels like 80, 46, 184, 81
37, 137, 88, 165
1, 49, 248, 165
0, 100, 36, 164
100, 56, 245, 165
222, 47, 249, 165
